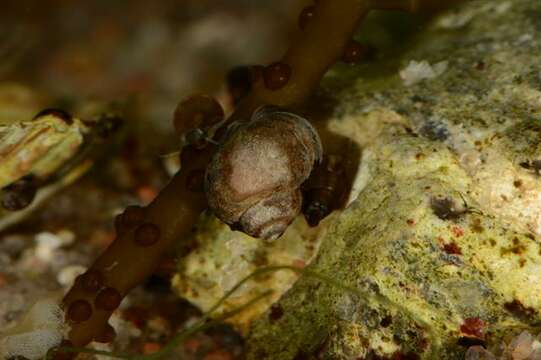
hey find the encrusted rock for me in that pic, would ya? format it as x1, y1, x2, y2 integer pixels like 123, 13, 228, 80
244, 0, 541, 358
172, 213, 332, 332
175, 0, 541, 358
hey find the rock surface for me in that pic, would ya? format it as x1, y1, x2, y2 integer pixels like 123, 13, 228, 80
172, 213, 332, 332
244, 0, 541, 358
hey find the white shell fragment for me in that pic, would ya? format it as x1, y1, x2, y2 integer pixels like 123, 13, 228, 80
400, 60, 448, 86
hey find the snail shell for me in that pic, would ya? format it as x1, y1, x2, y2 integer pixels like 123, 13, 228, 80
173, 95, 224, 148
205, 106, 322, 240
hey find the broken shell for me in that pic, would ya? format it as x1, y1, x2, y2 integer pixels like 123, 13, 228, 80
205, 106, 322, 240
0, 109, 87, 189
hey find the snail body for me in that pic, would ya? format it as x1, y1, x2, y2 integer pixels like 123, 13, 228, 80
205, 106, 322, 240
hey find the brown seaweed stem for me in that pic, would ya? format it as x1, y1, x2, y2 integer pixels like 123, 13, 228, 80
58, 0, 431, 351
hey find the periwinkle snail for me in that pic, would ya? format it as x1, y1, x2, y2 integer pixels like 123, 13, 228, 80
205, 106, 322, 240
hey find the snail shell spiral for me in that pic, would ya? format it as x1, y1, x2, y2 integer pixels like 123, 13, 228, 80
205, 106, 322, 240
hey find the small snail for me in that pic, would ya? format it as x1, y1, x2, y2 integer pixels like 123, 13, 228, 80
173, 95, 225, 148
205, 106, 322, 240
302, 155, 347, 227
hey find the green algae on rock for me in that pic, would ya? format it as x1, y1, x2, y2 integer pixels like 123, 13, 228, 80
172, 212, 333, 333
242, 0, 541, 358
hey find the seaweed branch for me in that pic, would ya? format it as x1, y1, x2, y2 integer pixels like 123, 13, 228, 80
50, 264, 391, 359
56, 0, 434, 353
229, 0, 370, 120
61, 145, 213, 347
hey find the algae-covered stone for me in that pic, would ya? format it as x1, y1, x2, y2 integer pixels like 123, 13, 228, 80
243, 0, 541, 358
172, 213, 332, 332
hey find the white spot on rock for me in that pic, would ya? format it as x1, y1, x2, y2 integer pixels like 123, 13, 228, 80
400, 60, 448, 86
436, 10, 474, 29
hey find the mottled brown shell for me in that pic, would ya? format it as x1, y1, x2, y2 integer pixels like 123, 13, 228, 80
205, 106, 322, 240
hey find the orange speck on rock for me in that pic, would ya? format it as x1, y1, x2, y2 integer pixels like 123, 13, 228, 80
143, 342, 162, 354
292, 259, 306, 268
451, 226, 464, 237
442, 242, 462, 255
406, 219, 415, 226
460, 317, 485, 339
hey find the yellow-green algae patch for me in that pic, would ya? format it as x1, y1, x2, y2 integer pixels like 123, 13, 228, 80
243, 0, 541, 358
171, 0, 541, 358
172, 213, 333, 332
246, 122, 541, 359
